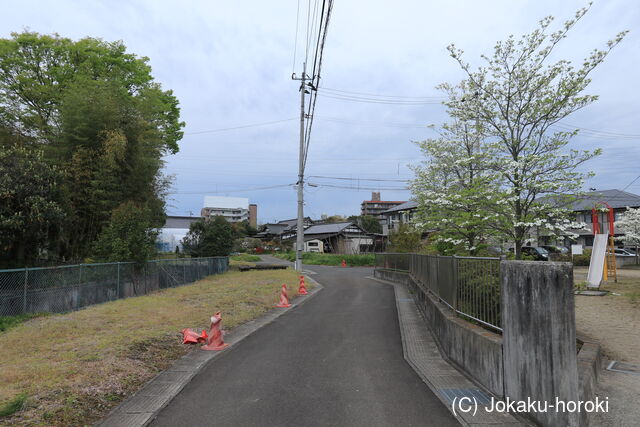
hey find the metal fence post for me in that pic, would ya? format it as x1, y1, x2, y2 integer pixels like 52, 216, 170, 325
183, 259, 187, 284
116, 263, 120, 299
452, 255, 458, 311
23, 267, 28, 314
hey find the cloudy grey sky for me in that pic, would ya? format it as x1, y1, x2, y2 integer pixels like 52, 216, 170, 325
3, 1, 639, 223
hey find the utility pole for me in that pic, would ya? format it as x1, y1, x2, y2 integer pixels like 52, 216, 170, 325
292, 62, 308, 272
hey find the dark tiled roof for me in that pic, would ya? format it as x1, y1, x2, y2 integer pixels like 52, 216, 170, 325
277, 217, 311, 227
303, 222, 353, 235
262, 224, 289, 234
361, 200, 406, 204
381, 200, 418, 214
563, 189, 640, 211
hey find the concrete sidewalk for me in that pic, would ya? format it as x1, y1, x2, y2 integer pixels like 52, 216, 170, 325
148, 265, 459, 426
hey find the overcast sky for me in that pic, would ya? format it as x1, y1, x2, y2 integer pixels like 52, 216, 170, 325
3, 1, 639, 223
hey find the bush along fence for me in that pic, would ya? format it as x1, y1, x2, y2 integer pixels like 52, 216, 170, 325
0, 257, 229, 316
375, 253, 501, 332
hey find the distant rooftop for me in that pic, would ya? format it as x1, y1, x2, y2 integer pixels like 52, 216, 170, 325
203, 196, 249, 209
303, 222, 354, 235
361, 200, 406, 204
554, 189, 640, 211
164, 215, 200, 229
381, 200, 418, 214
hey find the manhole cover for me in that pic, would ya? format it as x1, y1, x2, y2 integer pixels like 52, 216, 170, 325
607, 361, 640, 375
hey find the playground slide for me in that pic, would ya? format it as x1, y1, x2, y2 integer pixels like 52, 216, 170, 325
587, 233, 608, 288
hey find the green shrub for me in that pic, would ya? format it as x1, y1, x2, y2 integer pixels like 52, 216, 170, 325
92, 202, 157, 265
0, 313, 46, 333
572, 249, 591, 266
182, 216, 235, 257
231, 254, 261, 262
274, 252, 375, 266
0, 393, 27, 417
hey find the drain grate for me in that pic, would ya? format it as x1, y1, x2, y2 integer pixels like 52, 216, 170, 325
438, 388, 493, 406
607, 361, 640, 376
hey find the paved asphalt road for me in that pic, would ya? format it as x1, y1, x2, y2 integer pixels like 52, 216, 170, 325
150, 264, 458, 427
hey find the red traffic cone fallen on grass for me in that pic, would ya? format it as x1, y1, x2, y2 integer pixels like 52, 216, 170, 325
341, 259, 347, 268
275, 283, 291, 308
298, 275, 308, 295
181, 328, 208, 344
201, 312, 229, 351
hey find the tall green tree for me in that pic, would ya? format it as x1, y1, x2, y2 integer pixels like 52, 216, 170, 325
347, 215, 382, 234
0, 32, 184, 264
0, 129, 64, 267
182, 217, 235, 258
412, 119, 498, 255
92, 201, 158, 265
423, 5, 626, 258
388, 224, 422, 253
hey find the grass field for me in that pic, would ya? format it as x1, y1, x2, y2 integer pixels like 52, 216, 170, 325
230, 254, 262, 263
0, 268, 304, 426
273, 252, 375, 266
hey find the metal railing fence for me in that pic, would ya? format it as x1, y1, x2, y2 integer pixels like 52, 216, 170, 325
0, 257, 228, 316
376, 253, 501, 332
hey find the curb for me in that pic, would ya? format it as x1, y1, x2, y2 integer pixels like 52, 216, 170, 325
96, 275, 323, 427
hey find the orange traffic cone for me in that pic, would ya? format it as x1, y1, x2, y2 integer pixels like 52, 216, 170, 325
201, 312, 229, 351
298, 275, 308, 295
181, 328, 208, 344
341, 259, 347, 268
275, 283, 291, 308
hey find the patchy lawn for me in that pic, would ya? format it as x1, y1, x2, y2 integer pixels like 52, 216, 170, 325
273, 252, 375, 266
574, 266, 640, 362
0, 268, 305, 426
230, 254, 262, 263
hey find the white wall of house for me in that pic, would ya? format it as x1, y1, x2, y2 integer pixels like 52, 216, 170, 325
293, 239, 325, 253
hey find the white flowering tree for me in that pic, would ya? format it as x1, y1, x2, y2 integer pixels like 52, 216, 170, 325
617, 207, 640, 248
411, 118, 499, 255
435, 4, 627, 259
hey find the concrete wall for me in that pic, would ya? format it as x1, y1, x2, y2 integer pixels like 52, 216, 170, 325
374, 268, 504, 397
577, 340, 602, 427
501, 261, 579, 427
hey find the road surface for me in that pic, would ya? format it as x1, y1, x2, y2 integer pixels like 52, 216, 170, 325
150, 264, 458, 426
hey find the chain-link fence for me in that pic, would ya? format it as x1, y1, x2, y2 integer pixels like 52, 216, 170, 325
0, 257, 228, 316
375, 253, 501, 332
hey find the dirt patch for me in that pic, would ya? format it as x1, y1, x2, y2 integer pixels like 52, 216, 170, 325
574, 266, 640, 363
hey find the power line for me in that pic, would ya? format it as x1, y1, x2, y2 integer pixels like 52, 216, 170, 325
322, 87, 445, 100
318, 92, 443, 105
291, 0, 301, 74
168, 183, 294, 195
307, 182, 410, 191
185, 118, 296, 135
315, 116, 432, 129
302, 0, 333, 172
555, 121, 640, 138
308, 175, 410, 182
622, 175, 640, 192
